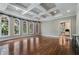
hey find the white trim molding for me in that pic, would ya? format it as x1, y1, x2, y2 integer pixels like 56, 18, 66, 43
41, 34, 59, 38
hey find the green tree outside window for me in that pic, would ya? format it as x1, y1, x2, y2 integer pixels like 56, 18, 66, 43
1, 17, 8, 35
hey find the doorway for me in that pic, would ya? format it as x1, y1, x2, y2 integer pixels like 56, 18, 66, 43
59, 20, 71, 39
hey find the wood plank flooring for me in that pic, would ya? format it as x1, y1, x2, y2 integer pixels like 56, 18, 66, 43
0, 36, 74, 55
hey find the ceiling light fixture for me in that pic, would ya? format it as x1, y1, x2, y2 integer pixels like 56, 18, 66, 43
67, 10, 70, 13
15, 7, 19, 10
54, 11, 56, 13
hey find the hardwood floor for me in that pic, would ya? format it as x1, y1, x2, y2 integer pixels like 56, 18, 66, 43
0, 36, 74, 55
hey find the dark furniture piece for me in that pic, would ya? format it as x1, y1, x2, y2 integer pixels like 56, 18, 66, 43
72, 35, 79, 54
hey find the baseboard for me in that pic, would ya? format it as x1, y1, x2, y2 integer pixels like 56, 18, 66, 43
41, 35, 59, 38
41, 35, 72, 39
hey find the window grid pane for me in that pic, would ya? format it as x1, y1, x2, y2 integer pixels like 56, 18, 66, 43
14, 18, 20, 35
23, 21, 27, 33
1, 16, 8, 35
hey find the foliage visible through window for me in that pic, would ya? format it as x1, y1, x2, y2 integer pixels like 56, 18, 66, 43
14, 18, 20, 34
23, 21, 27, 33
1, 17, 8, 35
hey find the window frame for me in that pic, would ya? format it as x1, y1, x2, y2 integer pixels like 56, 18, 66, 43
28, 22, 34, 35
0, 15, 10, 37
22, 20, 28, 34
13, 18, 20, 35
38, 22, 40, 34
34, 22, 40, 35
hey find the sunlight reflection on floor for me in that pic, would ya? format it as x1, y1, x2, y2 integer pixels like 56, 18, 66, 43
14, 41, 20, 55
23, 39, 28, 54
35, 37, 39, 49
59, 33, 71, 50
30, 37, 34, 51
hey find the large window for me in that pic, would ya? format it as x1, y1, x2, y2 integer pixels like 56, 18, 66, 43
34, 22, 40, 34
28, 22, 34, 34
36, 23, 39, 34
14, 18, 20, 35
0, 15, 10, 36
23, 21, 27, 33
0, 14, 41, 38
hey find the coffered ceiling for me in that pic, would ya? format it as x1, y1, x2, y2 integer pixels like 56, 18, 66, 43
0, 3, 77, 21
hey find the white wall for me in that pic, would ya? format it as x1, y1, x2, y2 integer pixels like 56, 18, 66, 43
41, 16, 76, 37
76, 4, 79, 34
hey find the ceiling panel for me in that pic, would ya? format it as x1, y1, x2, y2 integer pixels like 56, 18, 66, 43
30, 7, 42, 14
10, 3, 31, 10
6, 5, 25, 14
23, 12, 35, 18
34, 17, 40, 20
55, 3, 77, 15
40, 3, 56, 11
41, 14, 50, 18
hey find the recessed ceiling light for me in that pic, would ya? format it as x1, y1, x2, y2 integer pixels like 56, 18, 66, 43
15, 7, 19, 10
54, 11, 56, 13
67, 10, 70, 13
